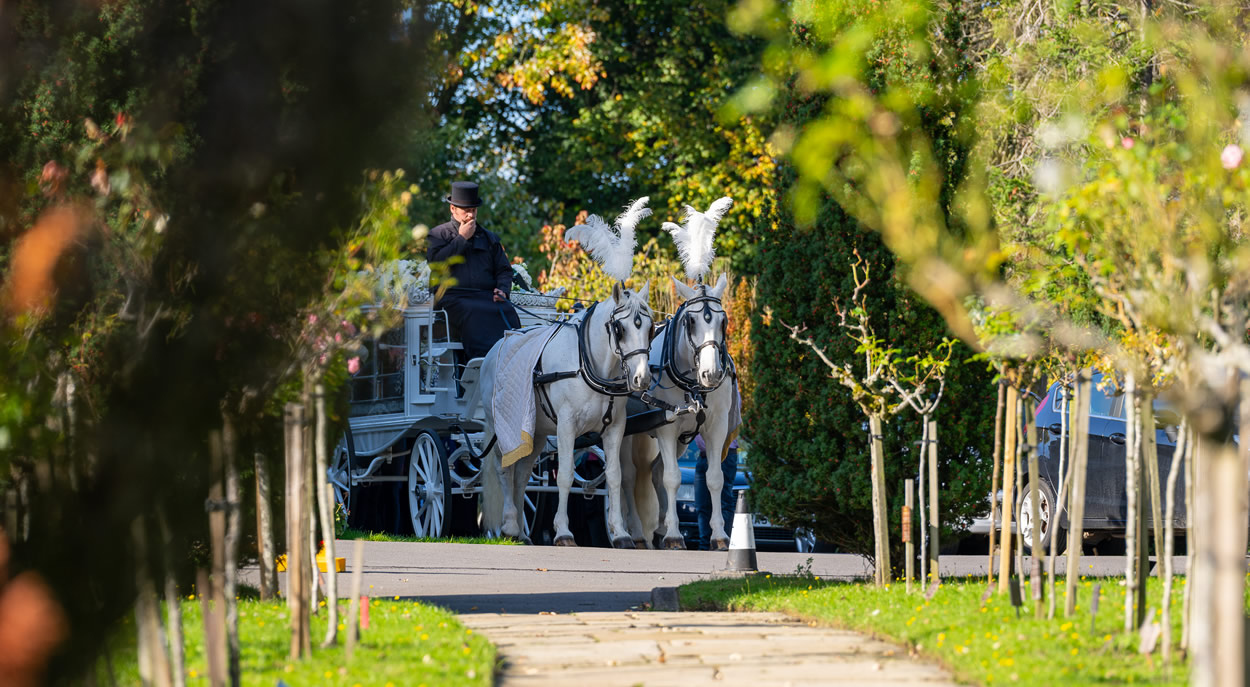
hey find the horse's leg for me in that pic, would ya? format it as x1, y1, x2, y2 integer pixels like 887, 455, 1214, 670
551, 411, 578, 546
499, 458, 523, 540
649, 451, 666, 546
510, 451, 540, 545
618, 436, 648, 547
601, 423, 634, 549
631, 435, 660, 548
655, 425, 686, 550
703, 411, 733, 551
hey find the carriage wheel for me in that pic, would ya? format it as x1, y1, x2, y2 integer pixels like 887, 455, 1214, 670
329, 442, 355, 524
408, 431, 451, 538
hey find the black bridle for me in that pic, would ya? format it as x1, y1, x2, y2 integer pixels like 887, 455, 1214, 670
661, 287, 734, 395
575, 299, 653, 396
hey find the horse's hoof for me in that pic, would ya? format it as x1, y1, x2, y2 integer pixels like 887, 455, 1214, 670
612, 537, 636, 549
711, 538, 729, 551
632, 538, 648, 549
662, 536, 686, 550
554, 536, 578, 547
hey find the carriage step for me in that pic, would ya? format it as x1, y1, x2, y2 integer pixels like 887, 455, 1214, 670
411, 394, 439, 404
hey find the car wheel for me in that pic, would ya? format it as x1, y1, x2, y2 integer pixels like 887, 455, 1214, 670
1018, 478, 1065, 555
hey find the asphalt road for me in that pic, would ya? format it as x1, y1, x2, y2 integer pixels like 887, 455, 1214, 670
243, 541, 1178, 614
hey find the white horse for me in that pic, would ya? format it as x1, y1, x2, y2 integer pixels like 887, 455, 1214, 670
623, 273, 736, 549
477, 280, 654, 547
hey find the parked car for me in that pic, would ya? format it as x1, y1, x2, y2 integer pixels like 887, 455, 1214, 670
673, 442, 800, 551
1009, 372, 1186, 554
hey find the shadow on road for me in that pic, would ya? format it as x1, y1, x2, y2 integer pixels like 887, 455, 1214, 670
403, 591, 650, 614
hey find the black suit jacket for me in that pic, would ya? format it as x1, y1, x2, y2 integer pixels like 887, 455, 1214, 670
427, 220, 513, 294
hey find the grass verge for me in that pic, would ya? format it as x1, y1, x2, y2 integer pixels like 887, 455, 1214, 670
680, 573, 1206, 686
100, 598, 494, 686
337, 528, 519, 545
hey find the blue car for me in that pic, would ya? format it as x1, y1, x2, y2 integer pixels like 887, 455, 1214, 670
1020, 372, 1186, 553
673, 442, 798, 551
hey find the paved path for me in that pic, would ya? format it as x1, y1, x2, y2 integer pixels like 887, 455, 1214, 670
243, 540, 1157, 613
461, 610, 959, 687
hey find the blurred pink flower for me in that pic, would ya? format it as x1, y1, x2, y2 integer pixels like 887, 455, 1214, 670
347, 357, 361, 375
308, 314, 318, 325
90, 166, 110, 195
341, 320, 357, 336
1222, 144, 1243, 170
1120, 137, 1134, 150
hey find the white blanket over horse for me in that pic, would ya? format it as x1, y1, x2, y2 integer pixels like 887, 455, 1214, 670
488, 325, 560, 467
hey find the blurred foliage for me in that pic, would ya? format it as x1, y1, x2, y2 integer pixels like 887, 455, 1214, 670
741, 1, 995, 559
0, 0, 430, 680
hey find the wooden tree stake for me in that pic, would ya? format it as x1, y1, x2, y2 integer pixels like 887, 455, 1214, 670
997, 385, 1019, 595
904, 479, 914, 594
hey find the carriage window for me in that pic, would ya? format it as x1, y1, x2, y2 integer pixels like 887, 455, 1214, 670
349, 327, 406, 416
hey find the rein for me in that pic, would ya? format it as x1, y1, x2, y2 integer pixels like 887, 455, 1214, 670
576, 300, 652, 397
660, 290, 734, 395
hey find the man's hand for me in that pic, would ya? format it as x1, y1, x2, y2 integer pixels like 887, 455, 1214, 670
457, 218, 476, 239
493, 288, 507, 302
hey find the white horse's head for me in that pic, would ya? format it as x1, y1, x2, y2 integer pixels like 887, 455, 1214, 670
672, 272, 729, 389
608, 280, 653, 392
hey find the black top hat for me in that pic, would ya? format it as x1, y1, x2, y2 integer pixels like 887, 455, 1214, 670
445, 181, 483, 208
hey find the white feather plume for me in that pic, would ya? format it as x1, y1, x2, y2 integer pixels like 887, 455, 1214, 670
663, 196, 733, 281
564, 196, 651, 282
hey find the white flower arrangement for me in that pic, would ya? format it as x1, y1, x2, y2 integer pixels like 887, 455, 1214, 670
511, 261, 535, 292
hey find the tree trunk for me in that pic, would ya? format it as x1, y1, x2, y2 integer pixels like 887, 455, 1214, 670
345, 539, 365, 660
1181, 431, 1197, 651
303, 383, 320, 615
314, 383, 340, 647
998, 385, 1019, 595
1025, 396, 1043, 618
284, 403, 311, 659
133, 518, 172, 687
989, 380, 1006, 587
206, 431, 228, 684
1190, 429, 1246, 687
1064, 369, 1091, 617
1161, 418, 1187, 664
1014, 393, 1026, 583
157, 506, 186, 687
918, 418, 928, 586
1048, 376, 1071, 620
196, 568, 225, 687
927, 416, 940, 588
222, 415, 242, 687
1124, 372, 1140, 633
255, 452, 277, 601
1137, 389, 1156, 624
869, 414, 890, 586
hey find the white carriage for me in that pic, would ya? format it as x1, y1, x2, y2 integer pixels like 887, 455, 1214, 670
327, 271, 617, 544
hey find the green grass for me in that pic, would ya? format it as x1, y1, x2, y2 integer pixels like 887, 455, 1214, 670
680, 573, 1209, 686
100, 598, 495, 686
337, 528, 519, 545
